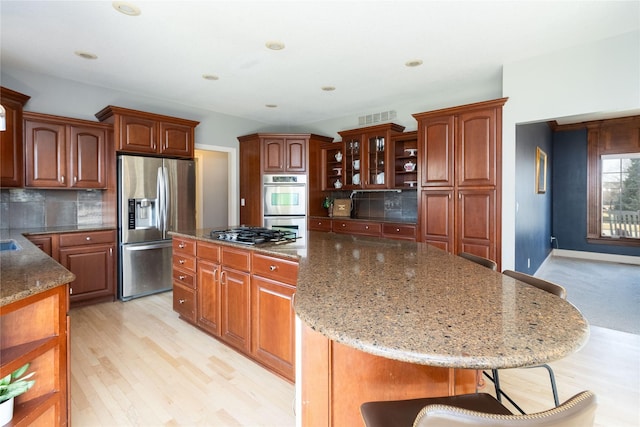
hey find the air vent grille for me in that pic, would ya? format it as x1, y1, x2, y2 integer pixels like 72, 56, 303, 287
358, 110, 397, 126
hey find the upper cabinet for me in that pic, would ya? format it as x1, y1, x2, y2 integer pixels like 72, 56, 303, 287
23, 112, 110, 189
391, 131, 418, 189
0, 86, 30, 188
96, 106, 199, 158
262, 136, 308, 173
337, 123, 405, 189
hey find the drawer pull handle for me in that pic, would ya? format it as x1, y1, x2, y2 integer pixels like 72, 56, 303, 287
179, 299, 186, 304
396, 228, 400, 232
179, 259, 185, 264
86, 236, 91, 241
269, 265, 277, 271
179, 243, 186, 249
179, 275, 186, 280
365, 226, 369, 229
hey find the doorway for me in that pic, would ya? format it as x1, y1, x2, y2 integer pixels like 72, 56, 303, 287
194, 146, 238, 229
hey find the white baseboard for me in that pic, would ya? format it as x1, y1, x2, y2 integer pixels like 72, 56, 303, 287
552, 249, 640, 266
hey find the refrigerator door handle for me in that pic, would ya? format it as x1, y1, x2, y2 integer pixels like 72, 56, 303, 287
157, 166, 165, 234
125, 243, 171, 251
162, 165, 170, 235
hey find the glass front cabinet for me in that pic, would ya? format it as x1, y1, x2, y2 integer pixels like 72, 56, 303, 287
337, 123, 405, 189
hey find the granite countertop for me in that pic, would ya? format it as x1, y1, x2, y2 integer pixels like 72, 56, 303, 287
170, 229, 590, 370
0, 225, 115, 307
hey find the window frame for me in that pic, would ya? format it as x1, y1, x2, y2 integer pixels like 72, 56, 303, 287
586, 117, 640, 247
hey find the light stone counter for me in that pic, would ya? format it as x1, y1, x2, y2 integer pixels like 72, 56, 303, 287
170, 229, 590, 370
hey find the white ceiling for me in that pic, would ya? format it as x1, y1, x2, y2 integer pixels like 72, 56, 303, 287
1, 1, 638, 126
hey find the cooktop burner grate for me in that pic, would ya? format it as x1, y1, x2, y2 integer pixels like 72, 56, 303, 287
210, 226, 298, 245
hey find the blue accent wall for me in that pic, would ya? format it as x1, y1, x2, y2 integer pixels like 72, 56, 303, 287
552, 129, 640, 256
514, 123, 553, 273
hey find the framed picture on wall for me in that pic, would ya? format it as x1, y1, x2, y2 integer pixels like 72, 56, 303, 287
536, 147, 547, 193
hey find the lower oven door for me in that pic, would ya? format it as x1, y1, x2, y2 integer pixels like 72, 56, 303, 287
263, 216, 307, 246
263, 185, 307, 216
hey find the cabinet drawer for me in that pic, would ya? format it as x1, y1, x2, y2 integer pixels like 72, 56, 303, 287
333, 220, 381, 236
173, 237, 196, 256
173, 283, 196, 323
173, 268, 195, 289
252, 253, 299, 285
308, 218, 332, 232
59, 230, 115, 247
221, 247, 251, 272
382, 223, 417, 240
173, 254, 196, 272
197, 241, 220, 262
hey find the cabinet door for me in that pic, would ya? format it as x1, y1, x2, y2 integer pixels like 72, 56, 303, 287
220, 267, 251, 352
420, 116, 454, 187
457, 108, 497, 187
285, 138, 306, 172
457, 189, 496, 261
363, 131, 389, 188
343, 135, 363, 188
59, 243, 115, 304
197, 260, 221, 335
0, 97, 24, 187
263, 138, 285, 172
27, 234, 55, 257
420, 190, 454, 252
69, 125, 107, 188
159, 121, 193, 158
118, 114, 157, 154
251, 276, 296, 380
25, 119, 67, 187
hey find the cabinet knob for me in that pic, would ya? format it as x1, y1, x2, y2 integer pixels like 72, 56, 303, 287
86, 236, 91, 241
179, 259, 185, 264
269, 265, 277, 271
342, 223, 346, 227
179, 243, 186, 249
365, 226, 369, 229
69, 287, 73, 295
179, 275, 186, 280
178, 299, 186, 304
74, 176, 77, 183
60, 175, 65, 184
396, 228, 400, 232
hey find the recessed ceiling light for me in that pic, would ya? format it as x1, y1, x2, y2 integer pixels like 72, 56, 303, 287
74, 51, 98, 60
112, 1, 141, 16
405, 59, 423, 67
321, 86, 336, 92
202, 74, 219, 81
265, 41, 285, 51
265, 104, 278, 108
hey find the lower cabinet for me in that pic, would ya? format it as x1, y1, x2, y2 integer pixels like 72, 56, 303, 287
0, 285, 70, 427
173, 237, 298, 381
26, 229, 116, 307
58, 230, 116, 307
309, 217, 417, 241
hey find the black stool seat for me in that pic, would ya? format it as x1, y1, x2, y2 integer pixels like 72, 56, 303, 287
360, 393, 512, 427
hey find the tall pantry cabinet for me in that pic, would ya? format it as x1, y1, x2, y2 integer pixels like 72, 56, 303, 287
413, 98, 507, 269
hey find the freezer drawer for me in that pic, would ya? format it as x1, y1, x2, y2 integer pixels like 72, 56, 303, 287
120, 241, 172, 300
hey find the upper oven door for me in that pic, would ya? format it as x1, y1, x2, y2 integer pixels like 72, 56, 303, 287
263, 184, 307, 216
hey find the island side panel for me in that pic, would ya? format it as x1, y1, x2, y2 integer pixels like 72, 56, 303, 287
300, 323, 476, 427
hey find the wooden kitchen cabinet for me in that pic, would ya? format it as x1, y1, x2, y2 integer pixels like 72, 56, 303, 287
95, 105, 199, 158
173, 237, 197, 323
26, 233, 58, 259
24, 112, 109, 189
338, 123, 405, 189
414, 98, 506, 267
308, 217, 333, 232
0, 86, 30, 188
332, 219, 382, 237
251, 253, 298, 380
0, 285, 69, 427
262, 136, 307, 173
58, 230, 116, 306
382, 222, 417, 241
391, 131, 419, 189
320, 142, 345, 191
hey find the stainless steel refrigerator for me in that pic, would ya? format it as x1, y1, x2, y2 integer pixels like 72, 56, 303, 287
118, 155, 195, 300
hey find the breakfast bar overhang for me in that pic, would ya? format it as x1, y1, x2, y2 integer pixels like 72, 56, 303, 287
292, 231, 589, 427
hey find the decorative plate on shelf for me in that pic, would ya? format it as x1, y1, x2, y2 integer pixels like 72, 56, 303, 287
404, 148, 417, 157
405, 181, 417, 187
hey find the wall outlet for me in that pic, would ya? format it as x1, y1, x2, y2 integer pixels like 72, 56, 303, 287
550, 236, 556, 244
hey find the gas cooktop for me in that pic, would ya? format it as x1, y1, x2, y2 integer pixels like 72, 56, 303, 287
210, 226, 298, 245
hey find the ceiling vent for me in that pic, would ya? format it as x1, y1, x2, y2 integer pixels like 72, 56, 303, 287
358, 110, 397, 126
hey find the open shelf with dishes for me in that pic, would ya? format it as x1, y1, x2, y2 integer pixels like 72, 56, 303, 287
321, 143, 345, 190
392, 131, 418, 188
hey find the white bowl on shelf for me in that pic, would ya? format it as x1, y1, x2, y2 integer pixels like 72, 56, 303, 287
404, 148, 418, 157
405, 181, 417, 187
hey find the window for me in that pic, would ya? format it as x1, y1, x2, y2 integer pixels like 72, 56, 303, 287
600, 154, 640, 238
586, 116, 640, 246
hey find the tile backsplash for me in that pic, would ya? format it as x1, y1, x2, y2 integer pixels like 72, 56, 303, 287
0, 189, 104, 229
324, 189, 417, 222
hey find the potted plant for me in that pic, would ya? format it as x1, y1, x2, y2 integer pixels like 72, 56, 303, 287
0, 363, 36, 425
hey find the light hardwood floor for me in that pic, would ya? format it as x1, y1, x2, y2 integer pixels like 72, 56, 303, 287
70, 292, 639, 426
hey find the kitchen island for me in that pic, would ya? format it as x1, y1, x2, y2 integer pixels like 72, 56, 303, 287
170, 229, 589, 426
